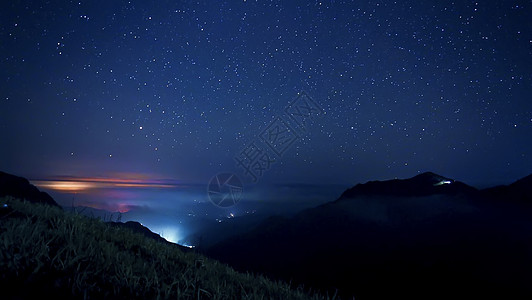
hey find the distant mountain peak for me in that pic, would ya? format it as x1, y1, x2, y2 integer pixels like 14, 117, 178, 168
413, 171, 451, 182
338, 172, 477, 201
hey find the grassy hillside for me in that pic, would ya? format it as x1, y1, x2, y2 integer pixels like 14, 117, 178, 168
0, 196, 331, 300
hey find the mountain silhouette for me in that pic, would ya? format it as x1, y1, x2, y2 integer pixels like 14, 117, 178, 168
338, 171, 478, 200
0, 171, 60, 207
207, 172, 532, 300
482, 173, 532, 203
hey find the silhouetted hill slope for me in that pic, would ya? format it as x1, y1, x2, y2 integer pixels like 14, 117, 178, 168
0, 171, 190, 251
0, 196, 328, 300
108, 221, 185, 247
0, 171, 59, 207
482, 173, 532, 203
208, 172, 532, 300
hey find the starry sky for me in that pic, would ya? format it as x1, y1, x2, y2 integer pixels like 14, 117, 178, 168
1, 0, 532, 192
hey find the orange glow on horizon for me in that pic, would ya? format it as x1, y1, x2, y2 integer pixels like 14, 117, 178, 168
32, 175, 180, 193
33, 180, 96, 192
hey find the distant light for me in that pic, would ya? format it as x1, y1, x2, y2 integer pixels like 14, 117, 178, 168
157, 226, 180, 244
434, 180, 452, 186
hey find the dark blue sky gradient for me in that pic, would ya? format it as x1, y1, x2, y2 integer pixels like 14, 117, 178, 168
1, 0, 531, 188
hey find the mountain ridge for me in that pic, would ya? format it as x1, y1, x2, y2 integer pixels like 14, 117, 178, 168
337, 171, 479, 201
481, 173, 532, 203
207, 171, 532, 299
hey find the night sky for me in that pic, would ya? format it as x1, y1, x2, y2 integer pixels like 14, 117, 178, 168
1, 0, 532, 192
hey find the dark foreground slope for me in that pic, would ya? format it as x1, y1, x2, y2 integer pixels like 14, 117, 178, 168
208, 172, 532, 300
0, 196, 329, 300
